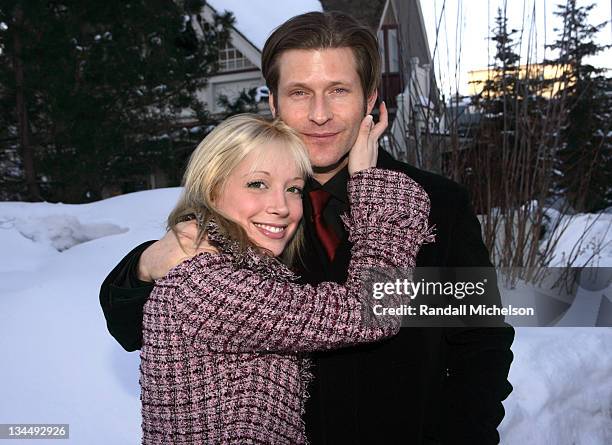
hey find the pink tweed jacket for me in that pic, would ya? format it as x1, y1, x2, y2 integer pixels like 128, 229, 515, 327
140, 168, 433, 444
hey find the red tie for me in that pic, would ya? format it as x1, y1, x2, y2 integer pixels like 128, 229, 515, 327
309, 189, 341, 261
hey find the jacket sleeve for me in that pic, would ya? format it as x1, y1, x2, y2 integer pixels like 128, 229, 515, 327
442, 187, 515, 445
99, 240, 156, 352
173, 168, 434, 353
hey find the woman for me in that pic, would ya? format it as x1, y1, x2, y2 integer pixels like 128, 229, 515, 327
140, 114, 433, 444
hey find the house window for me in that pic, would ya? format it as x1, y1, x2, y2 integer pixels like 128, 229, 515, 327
378, 26, 400, 74
218, 41, 256, 72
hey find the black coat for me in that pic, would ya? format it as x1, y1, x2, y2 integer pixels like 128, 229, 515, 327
300, 150, 513, 445
100, 149, 514, 444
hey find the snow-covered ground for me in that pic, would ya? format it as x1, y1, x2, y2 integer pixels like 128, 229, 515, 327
0, 188, 611, 444
545, 208, 612, 268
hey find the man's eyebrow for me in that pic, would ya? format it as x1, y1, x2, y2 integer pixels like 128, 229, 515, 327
282, 82, 310, 90
283, 81, 350, 89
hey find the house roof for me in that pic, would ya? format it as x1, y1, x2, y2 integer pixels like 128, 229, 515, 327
207, 0, 323, 51
319, 0, 386, 31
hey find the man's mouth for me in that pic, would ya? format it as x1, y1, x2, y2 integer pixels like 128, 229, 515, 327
303, 132, 340, 140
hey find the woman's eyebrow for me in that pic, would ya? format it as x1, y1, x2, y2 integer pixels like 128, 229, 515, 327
242, 172, 304, 181
242, 170, 271, 177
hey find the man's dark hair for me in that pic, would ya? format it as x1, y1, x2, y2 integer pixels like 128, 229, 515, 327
262, 11, 381, 103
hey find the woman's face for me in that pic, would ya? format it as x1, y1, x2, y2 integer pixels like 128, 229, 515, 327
215, 142, 305, 256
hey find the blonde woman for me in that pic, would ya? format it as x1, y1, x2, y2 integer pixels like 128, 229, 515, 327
140, 113, 433, 444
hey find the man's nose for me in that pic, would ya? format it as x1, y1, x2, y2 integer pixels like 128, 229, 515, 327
308, 95, 333, 125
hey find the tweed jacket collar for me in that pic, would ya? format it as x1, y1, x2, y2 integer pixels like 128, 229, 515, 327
204, 219, 298, 283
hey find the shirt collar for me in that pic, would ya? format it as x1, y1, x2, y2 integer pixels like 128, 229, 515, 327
305, 165, 350, 204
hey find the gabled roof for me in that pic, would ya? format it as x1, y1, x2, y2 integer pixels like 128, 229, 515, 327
207, 0, 323, 51
319, 0, 386, 31
383, 0, 432, 65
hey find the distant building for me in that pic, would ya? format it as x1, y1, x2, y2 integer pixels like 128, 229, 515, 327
192, 0, 322, 117
468, 63, 571, 98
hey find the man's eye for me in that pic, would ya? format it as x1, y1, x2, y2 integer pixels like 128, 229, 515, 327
333, 88, 348, 94
287, 186, 303, 195
247, 181, 267, 189
291, 90, 307, 97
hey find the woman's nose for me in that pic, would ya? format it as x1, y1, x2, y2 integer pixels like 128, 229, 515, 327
266, 189, 290, 216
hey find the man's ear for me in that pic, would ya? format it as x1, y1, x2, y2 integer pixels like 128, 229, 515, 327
268, 93, 277, 118
366, 90, 378, 114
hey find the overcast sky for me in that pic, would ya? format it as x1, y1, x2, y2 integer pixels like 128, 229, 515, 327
418, 0, 612, 96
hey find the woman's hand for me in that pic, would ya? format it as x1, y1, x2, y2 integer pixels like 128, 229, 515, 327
348, 101, 388, 176
137, 220, 216, 282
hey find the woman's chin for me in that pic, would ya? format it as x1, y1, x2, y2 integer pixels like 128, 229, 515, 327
265, 244, 287, 257
250, 239, 286, 257
250, 231, 293, 257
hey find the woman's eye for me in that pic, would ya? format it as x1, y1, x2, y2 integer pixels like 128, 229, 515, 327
287, 186, 303, 195
247, 181, 267, 189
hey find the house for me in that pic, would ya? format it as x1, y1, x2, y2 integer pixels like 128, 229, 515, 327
195, 0, 322, 116
468, 63, 572, 98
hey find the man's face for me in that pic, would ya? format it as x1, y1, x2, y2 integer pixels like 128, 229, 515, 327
269, 48, 377, 182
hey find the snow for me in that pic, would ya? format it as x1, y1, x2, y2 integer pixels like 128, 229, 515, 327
207, 0, 322, 50
500, 328, 612, 444
1, 188, 611, 444
0, 189, 180, 444
544, 210, 612, 267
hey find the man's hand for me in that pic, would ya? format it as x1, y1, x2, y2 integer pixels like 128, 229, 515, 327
348, 101, 388, 176
137, 220, 206, 282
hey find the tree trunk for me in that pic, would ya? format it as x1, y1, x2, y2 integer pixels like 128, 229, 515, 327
13, 5, 41, 201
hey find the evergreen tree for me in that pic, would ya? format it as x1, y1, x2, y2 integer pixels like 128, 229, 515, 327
476, 8, 522, 118
547, 0, 611, 212
217, 87, 260, 117
467, 7, 559, 212
0, 1, 233, 202
467, 8, 526, 210
461, 7, 558, 270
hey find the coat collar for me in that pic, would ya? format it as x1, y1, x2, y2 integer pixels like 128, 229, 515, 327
204, 219, 298, 283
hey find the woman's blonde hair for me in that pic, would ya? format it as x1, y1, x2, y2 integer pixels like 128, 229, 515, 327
167, 114, 312, 264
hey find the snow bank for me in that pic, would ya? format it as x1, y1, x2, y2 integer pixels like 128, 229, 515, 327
545, 211, 612, 267
0, 188, 610, 444
500, 328, 612, 444
0, 190, 183, 444
5, 214, 127, 252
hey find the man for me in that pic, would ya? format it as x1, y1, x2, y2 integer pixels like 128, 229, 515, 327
100, 11, 514, 444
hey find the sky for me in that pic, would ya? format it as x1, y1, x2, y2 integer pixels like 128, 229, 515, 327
419, 0, 612, 96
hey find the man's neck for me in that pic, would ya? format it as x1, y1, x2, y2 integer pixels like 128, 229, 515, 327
312, 158, 348, 185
